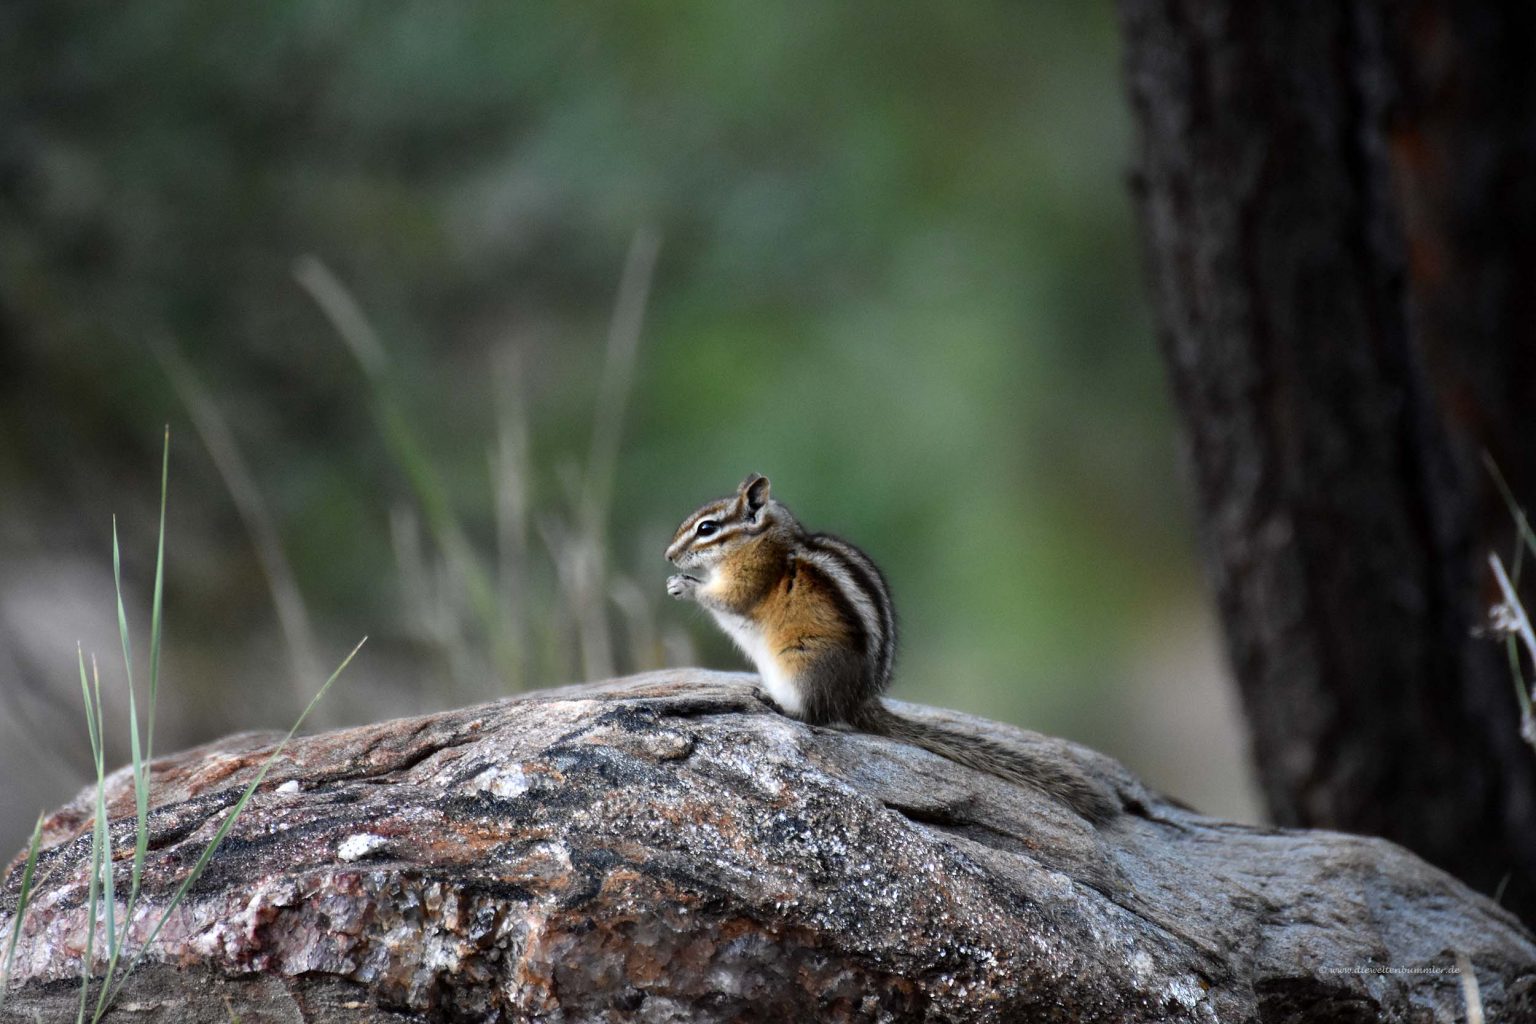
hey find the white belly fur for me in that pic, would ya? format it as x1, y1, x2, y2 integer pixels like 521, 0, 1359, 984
707, 608, 803, 716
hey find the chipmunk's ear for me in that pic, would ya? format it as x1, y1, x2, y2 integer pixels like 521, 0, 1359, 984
739, 473, 770, 514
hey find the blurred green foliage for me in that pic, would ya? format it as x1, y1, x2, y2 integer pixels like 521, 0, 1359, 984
0, 3, 1237, 846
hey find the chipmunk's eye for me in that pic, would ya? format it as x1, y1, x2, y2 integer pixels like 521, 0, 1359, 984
695, 519, 719, 538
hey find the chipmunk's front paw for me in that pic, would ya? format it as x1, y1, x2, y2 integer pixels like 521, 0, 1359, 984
666, 573, 700, 600
752, 687, 787, 715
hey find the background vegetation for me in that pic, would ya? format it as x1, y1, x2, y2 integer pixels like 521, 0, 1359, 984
0, 2, 1255, 853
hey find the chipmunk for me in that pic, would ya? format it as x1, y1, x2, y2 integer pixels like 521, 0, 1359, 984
665, 473, 1118, 823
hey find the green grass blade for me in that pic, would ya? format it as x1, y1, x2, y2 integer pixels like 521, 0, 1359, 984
580, 227, 659, 538
149, 427, 168, 764
103, 515, 134, 976
76, 647, 100, 776
122, 669, 146, 911
376, 404, 500, 631
295, 260, 501, 649
103, 637, 365, 1012
1508, 636, 1532, 719
91, 431, 172, 1021
1514, 516, 1527, 588
1491, 553, 1536, 753
91, 660, 116, 976
76, 651, 102, 1024
110, 514, 149, 910
93, 673, 144, 1019
0, 812, 45, 1006
1491, 554, 1536, 673
110, 518, 135, 708
129, 432, 167, 902
1485, 452, 1536, 563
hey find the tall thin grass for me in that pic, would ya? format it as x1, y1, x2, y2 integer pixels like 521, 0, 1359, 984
1485, 456, 1536, 755
0, 814, 42, 995
294, 229, 689, 697
4, 232, 687, 1015
154, 335, 325, 697
0, 431, 362, 1022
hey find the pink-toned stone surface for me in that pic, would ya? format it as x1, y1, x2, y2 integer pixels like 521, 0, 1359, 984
2, 670, 1532, 1022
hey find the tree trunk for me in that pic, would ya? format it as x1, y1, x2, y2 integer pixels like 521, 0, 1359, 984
1117, 0, 1536, 922
3, 673, 1532, 1022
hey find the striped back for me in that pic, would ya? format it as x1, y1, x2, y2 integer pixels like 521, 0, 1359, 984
801, 533, 897, 692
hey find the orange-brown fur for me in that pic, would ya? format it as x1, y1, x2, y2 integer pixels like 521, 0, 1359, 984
665, 473, 1119, 822
702, 533, 789, 614
756, 557, 859, 681
704, 538, 861, 687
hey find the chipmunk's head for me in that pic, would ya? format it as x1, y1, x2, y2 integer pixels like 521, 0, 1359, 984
665, 473, 795, 570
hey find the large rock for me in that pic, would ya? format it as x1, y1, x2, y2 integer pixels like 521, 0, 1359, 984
1, 670, 1531, 1022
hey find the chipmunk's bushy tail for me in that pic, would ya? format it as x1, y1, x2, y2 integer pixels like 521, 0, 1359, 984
851, 701, 1119, 824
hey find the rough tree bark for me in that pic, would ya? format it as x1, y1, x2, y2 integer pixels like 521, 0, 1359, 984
1, 672, 1532, 1023
1117, 0, 1536, 921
